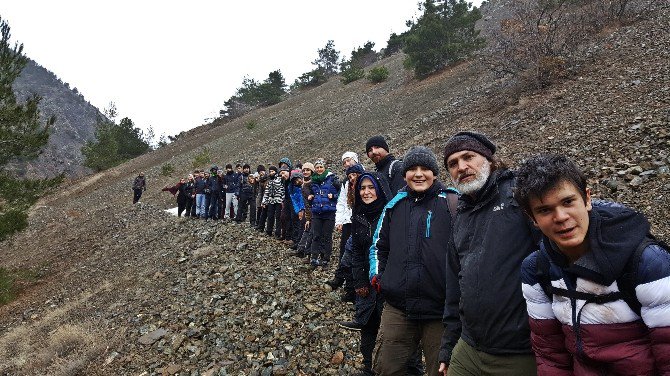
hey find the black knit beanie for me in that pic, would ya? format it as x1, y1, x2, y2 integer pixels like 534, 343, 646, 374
402, 146, 439, 176
365, 135, 389, 153
257, 165, 266, 173
269, 165, 278, 173
443, 131, 496, 165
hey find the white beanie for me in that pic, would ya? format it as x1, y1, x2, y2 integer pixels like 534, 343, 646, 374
341, 151, 359, 163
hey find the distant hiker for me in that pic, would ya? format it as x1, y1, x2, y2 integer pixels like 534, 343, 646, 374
294, 162, 315, 259
207, 166, 221, 220
194, 170, 207, 218
327, 154, 363, 302
278, 157, 294, 242
132, 172, 146, 204
288, 170, 306, 249
161, 177, 189, 216
235, 164, 254, 223
307, 159, 341, 267
223, 164, 240, 220
202, 171, 212, 219
365, 135, 405, 195
184, 174, 196, 217
516, 154, 670, 375
261, 166, 284, 237
440, 131, 538, 376
248, 172, 259, 227
255, 165, 269, 231
368, 146, 457, 376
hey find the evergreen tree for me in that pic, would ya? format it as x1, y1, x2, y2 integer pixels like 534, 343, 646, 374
312, 40, 340, 76
403, 0, 484, 78
0, 16, 53, 168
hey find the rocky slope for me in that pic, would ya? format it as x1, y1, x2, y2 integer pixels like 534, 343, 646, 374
0, 3, 668, 375
10, 59, 102, 178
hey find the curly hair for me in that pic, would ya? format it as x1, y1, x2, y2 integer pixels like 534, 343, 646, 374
515, 154, 587, 216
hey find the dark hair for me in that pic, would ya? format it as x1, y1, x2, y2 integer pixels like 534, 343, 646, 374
225, 164, 233, 169
515, 154, 587, 216
235, 164, 242, 168
243, 164, 250, 170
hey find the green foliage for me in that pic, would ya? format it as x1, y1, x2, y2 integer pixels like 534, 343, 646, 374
312, 40, 340, 77
0, 16, 53, 168
160, 163, 175, 177
221, 70, 287, 119
245, 119, 257, 130
0, 266, 42, 305
367, 66, 390, 83
192, 148, 211, 168
0, 17, 60, 243
0, 172, 63, 241
81, 113, 150, 172
291, 67, 327, 90
340, 67, 365, 84
384, 32, 407, 56
403, 0, 485, 78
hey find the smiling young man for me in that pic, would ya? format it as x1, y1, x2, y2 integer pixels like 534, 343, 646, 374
516, 154, 670, 375
440, 131, 538, 376
368, 146, 458, 376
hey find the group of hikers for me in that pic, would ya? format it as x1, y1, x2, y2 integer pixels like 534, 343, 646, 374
136, 132, 669, 376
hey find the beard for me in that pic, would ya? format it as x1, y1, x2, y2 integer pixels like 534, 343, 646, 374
452, 160, 491, 195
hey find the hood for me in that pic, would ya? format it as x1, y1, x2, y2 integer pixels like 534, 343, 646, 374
543, 201, 650, 285
353, 172, 393, 209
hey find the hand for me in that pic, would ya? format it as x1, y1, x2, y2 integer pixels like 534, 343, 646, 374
336, 224, 343, 232
307, 194, 314, 201
304, 221, 310, 230
439, 362, 448, 376
355, 287, 369, 297
327, 193, 333, 199
370, 275, 381, 293
262, 204, 266, 208
298, 211, 304, 220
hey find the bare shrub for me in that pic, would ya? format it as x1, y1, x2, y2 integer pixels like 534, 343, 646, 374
483, 0, 656, 88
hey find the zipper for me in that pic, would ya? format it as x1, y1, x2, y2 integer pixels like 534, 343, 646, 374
425, 210, 432, 238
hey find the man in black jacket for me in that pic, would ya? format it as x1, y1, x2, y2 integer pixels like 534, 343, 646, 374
439, 131, 537, 376
365, 136, 405, 196
369, 146, 458, 376
235, 164, 254, 223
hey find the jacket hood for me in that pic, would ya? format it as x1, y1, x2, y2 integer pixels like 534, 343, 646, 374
543, 201, 650, 285
353, 172, 393, 210
461, 168, 512, 208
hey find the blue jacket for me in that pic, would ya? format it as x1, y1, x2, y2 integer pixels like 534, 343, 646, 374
289, 184, 305, 214
224, 172, 241, 194
309, 173, 340, 217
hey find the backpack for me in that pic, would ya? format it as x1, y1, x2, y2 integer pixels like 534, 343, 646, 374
535, 235, 669, 317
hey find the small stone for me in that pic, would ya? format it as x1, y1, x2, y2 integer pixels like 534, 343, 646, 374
331, 351, 345, 364
629, 176, 645, 187
138, 328, 168, 345
237, 243, 248, 251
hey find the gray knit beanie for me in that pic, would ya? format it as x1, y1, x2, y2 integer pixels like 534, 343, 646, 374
402, 146, 440, 176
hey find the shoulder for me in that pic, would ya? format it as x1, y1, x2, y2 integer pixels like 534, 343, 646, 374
521, 251, 541, 285
385, 191, 408, 210
637, 243, 670, 285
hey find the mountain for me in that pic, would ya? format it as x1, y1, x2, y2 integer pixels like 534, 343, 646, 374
0, 2, 668, 374
10, 59, 102, 178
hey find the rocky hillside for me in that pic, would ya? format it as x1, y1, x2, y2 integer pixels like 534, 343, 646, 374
0, 3, 668, 375
10, 59, 102, 178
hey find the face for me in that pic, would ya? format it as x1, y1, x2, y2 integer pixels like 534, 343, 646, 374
446, 150, 491, 195
342, 157, 356, 169
302, 168, 312, 178
180, 178, 186, 184
367, 146, 389, 164
348, 173, 360, 185
226, 168, 233, 173
405, 166, 435, 193
248, 176, 255, 183
315, 164, 325, 174
236, 166, 242, 173
293, 178, 303, 186
199, 172, 204, 178
269, 170, 276, 177
529, 181, 592, 259
188, 174, 194, 180
280, 171, 289, 180
359, 177, 378, 204
259, 170, 266, 177
243, 167, 250, 174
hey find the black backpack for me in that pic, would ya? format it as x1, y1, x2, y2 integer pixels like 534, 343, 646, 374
536, 235, 668, 317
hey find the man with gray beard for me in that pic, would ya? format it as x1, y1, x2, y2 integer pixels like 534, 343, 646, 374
438, 132, 538, 376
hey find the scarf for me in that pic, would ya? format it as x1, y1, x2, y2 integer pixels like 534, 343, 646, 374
311, 170, 330, 184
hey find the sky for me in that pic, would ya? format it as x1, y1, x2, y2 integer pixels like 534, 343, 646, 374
2, 0, 482, 139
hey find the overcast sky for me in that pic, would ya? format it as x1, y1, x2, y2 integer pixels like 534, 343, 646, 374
3, 0, 482, 138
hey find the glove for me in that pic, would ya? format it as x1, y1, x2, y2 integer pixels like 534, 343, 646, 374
370, 275, 381, 293
355, 286, 369, 298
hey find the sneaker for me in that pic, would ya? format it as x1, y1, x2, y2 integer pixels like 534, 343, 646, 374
310, 258, 321, 267
338, 320, 363, 331
325, 278, 344, 291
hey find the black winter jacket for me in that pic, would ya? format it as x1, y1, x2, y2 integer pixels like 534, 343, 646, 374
374, 154, 405, 196
440, 169, 539, 363
239, 173, 254, 196
369, 181, 457, 320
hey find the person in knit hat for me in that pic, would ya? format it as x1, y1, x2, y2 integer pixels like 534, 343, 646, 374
368, 145, 458, 376
307, 159, 341, 267
440, 132, 538, 375
365, 135, 405, 195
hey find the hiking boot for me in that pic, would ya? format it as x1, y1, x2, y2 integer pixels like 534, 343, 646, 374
325, 278, 344, 291
341, 290, 356, 303
310, 258, 321, 267
338, 320, 363, 331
